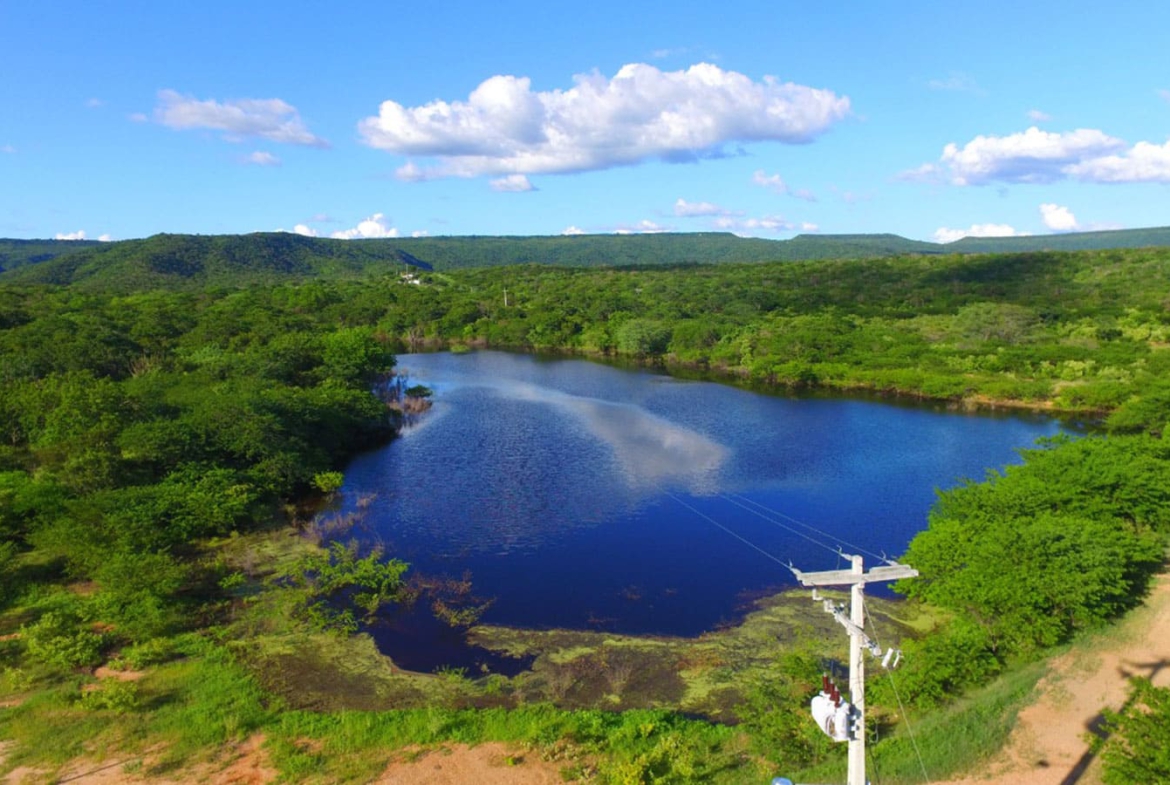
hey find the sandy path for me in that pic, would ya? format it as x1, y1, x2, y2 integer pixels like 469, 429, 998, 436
944, 572, 1170, 785
373, 743, 572, 784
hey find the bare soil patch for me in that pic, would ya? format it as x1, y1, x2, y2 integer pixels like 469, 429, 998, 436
373, 743, 577, 785
1, 735, 274, 785
944, 572, 1170, 785
93, 665, 146, 682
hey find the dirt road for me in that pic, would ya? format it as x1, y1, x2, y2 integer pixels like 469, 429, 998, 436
944, 573, 1170, 785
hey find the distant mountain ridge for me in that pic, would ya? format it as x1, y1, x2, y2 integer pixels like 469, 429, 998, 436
0, 238, 101, 273
2, 226, 1169, 290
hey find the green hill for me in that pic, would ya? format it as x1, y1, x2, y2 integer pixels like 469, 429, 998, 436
950, 226, 1170, 253
0, 238, 100, 273
4, 225, 1170, 291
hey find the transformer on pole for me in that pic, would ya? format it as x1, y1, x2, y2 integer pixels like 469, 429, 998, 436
791, 555, 918, 785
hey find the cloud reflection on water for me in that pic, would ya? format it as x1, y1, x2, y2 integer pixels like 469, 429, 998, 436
470, 376, 728, 495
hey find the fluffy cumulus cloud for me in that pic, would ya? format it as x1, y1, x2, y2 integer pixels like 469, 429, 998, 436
154, 89, 328, 147
932, 223, 1028, 244
712, 214, 816, 236
489, 174, 535, 192
939, 127, 1125, 185
245, 151, 281, 166
613, 220, 671, 234
752, 169, 817, 201
359, 62, 851, 180
1027, 109, 1052, 123
1062, 139, 1170, 183
291, 224, 318, 237
1039, 203, 1079, 232
673, 198, 737, 217
913, 126, 1170, 185
53, 230, 113, 241
331, 213, 398, 239
562, 225, 586, 236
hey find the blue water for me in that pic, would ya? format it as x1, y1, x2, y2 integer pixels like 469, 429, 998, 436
340, 351, 1062, 644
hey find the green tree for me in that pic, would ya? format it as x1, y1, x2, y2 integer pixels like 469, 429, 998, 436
1100, 678, 1170, 784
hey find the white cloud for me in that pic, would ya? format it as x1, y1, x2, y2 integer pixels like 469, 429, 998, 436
1063, 139, 1170, 183
752, 170, 787, 192
154, 89, 328, 147
54, 230, 89, 240
751, 169, 816, 201
939, 127, 1125, 185
292, 224, 319, 237
712, 214, 803, 235
918, 126, 1170, 185
97, 234, 113, 242
331, 213, 398, 239
895, 162, 943, 183
1027, 109, 1052, 122
489, 174, 535, 192
927, 72, 984, 94
411, 230, 430, 238
932, 223, 1028, 244
1039, 203, 1079, 232
673, 198, 737, 217
613, 220, 671, 234
361, 62, 851, 180
562, 225, 586, 235
244, 151, 281, 166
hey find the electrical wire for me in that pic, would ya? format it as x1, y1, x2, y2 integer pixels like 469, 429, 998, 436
668, 488, 927, 782
863, 596, 933, 785
717, 493, 846, 559
723, 491, 891, 563
664, 491, 795, 569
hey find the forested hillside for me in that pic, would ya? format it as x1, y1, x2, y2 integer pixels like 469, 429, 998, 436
5, 225, 1170, 290
0, 239, 100, 273
2, 245, 1169, 782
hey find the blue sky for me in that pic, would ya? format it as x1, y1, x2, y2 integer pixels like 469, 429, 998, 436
2, 0, 1168, 243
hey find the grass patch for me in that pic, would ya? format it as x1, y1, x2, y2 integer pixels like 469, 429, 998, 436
266, 705, 761, 783
795, 658, 1047, 784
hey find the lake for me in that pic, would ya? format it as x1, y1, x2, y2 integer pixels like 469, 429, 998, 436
336, 351, 1063, 668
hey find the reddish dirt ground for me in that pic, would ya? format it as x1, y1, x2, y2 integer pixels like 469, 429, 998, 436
372, 743, 574, 785
943, 573, 1170, 785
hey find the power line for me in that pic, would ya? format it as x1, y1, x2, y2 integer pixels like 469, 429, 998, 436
863, 595, 932, 785
723, 492, 889, 563
718, 493, 844, 558
664, 491, 793, 569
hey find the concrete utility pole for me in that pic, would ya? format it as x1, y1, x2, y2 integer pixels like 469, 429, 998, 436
792, 555, 918, 785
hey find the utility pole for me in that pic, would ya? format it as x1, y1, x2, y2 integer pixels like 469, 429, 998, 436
792, 555, 918, 785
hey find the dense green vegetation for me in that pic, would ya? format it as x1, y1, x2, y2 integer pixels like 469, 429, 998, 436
5, 225, 1170, 290
2, 240, 1169, 781
0, 239, 99, 273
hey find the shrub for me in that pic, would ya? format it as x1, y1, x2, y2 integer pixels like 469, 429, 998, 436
22, 610, 105, 669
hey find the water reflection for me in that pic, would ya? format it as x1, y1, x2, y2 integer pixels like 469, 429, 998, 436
340, 351, 1063, 640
